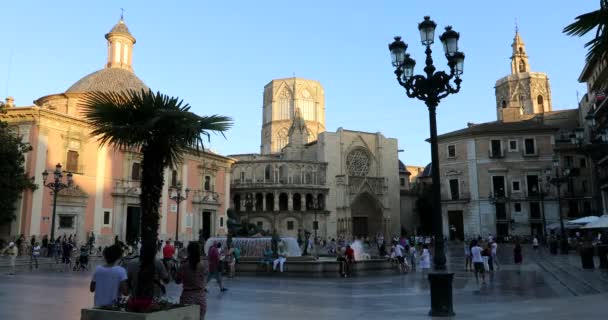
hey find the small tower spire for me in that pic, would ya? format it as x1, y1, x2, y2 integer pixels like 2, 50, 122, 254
511, 27, 530, 74
105, 16, 136, 71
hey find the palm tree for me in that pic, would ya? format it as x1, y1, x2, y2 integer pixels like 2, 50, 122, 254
563, 0, 608, 60
82, 89, 232, 304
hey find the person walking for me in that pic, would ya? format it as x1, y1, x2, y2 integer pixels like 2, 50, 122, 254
409, 244, 417, 272
225, 244, 236, 278
344, 244, 355, 277
470, 240, 485, 284
491, 241, 500, 270
419, 244, 431, 271
464, 240, 472, 272
394, 241, 406, 273
514, 239, 523, 274
31, 242, 41, 270
206, 242, 227, 292
532, 237, 539, 252
176, 242, 208, 320
2, 242, 18, 275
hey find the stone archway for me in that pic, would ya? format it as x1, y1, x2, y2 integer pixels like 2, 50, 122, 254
350, 192, 383, 238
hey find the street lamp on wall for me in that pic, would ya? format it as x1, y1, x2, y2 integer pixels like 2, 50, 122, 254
42, 163, 73, 242
169, 182, 189, 242
388, 16, 464, 317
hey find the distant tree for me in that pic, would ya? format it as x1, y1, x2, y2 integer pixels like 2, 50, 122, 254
0, 103, 36, 225
563, 0, 608, 60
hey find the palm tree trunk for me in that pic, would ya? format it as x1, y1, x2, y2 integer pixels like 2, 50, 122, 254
135, 145, 164, 299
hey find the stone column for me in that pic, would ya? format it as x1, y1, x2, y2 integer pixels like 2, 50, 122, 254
262, 193, 267, 211
274, 192, 279, 212
301, 195, 306, 212
288, 192, 293, 211
240, 199, 246, 212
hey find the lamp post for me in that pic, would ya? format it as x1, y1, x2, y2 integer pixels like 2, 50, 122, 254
244, 193, 254, 233
310, 193, 319, 257
388, 16, 464, 317
169, 182, 189, 242
42, 163, 73, 242
549, 156, 570, 254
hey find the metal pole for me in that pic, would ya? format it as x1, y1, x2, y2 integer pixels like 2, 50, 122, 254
556, 171, 568, 254
175, 193, 180, 242
50, 184, 58, 241
427, 103, 446, 270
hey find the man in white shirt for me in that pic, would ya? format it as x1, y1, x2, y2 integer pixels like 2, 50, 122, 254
394, 242, 406, 273
470, 240, 485, 284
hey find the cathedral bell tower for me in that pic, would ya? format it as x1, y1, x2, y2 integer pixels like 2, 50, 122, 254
495, 29, 552, 122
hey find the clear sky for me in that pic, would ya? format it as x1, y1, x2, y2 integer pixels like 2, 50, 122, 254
0, 1, 598, 166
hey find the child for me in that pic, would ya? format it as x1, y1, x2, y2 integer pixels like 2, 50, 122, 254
419, 244, 431, 271
90, 245, 128, 308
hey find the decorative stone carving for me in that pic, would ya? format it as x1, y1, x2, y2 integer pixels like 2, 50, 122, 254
346, 149, 370, 177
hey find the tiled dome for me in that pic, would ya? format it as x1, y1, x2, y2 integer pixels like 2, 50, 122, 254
65, 68, 148, 94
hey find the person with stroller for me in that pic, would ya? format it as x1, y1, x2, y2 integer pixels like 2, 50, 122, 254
74, 244, 90, 271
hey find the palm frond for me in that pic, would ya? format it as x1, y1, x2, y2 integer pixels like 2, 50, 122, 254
82, 89, 233, 168
563, 2, 608, 60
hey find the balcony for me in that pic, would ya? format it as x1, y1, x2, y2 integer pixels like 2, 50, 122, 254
488, 149, 505, 159
232, 179, 326, 189
443, 191, 471, 203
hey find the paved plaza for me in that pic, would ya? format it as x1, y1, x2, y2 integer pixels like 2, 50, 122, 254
1, 245, 608, 319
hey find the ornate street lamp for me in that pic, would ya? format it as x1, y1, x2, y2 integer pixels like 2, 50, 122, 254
388, 16, 464, 317
42, 163, 73, 242
169, 182, 189, 242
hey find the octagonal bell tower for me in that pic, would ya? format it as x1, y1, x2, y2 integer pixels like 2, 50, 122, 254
261, 78, 325, 154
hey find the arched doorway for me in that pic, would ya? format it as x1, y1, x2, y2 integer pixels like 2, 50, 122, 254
350, 192, 383, 238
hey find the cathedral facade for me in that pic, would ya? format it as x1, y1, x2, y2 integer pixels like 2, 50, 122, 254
231, 78, 401, 240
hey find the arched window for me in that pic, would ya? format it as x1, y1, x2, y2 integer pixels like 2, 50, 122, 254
537, 95, 544, 110
279, 193, 288, 211
266, 193, 275, 211
234, 194, 241, 212
519, 47, 523, 54
305, 194, 314, 210
293, 193, 302, 211
317, 194, 325, 210
276, 128, 289, 151
264, 165, 273, 181
279, 165, 289, 184
204, 176, 211, 191
300, 89, 315, 121
255, 193, 264, 211
519, 60, 526, 73
501, 100, 507, 108
278, 89, 293, 120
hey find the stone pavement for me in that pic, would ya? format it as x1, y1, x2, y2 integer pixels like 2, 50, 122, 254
1, 244, 607, 319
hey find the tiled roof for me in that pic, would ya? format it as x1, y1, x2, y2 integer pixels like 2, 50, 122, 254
436, 110, 579, 141
66, 68, 148, 94
108, 20, 133, 37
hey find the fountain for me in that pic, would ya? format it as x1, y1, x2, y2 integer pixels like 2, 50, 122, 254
204, 236, 302, 257
350, 240, 371, 260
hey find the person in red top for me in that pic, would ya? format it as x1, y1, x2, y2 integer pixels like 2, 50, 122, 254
344, 244, 355, 277
162, 240, 176, 273
206, 242, 227, 292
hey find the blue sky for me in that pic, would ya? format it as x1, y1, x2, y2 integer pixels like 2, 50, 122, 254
0, 1, 598, 166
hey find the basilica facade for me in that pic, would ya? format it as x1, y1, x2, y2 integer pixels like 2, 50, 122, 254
230, 78, 401, 240
0, 19, 233, 245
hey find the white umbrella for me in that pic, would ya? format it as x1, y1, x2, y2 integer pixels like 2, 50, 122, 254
569, 216, 600, 225
582, 215, 608, 229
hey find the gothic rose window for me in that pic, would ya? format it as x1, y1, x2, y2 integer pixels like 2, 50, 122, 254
346, 149, 370, 176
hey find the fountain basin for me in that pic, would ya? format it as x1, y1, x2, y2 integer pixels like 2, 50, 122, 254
204, 237, 302, 257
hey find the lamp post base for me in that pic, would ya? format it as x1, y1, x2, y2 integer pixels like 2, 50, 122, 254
560, 239, 569, 255
428, 272, 455, 317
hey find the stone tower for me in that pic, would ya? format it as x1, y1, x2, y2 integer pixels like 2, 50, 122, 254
261, 78, 325, 154
495, 30, 552, 122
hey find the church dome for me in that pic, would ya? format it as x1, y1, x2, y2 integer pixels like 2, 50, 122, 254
65, 68, 148, 94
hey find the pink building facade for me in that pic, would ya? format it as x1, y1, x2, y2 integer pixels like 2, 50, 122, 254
0, 19, 234, 246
